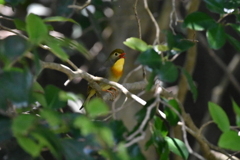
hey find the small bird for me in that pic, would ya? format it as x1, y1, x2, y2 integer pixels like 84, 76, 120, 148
80, 49, 126, 109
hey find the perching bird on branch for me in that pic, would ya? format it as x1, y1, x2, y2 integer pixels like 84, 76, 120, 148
80, 49, 126, 110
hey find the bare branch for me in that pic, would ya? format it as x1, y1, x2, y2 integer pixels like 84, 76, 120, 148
40, 61, 147, 106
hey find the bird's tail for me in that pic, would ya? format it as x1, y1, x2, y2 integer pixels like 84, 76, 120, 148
80, 90, 95, 110
80, 96, 90, 110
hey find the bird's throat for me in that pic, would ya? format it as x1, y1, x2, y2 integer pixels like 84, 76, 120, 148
110, 58, 125, 81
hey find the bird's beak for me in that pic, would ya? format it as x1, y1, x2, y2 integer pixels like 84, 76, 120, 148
120, 53, 126, 58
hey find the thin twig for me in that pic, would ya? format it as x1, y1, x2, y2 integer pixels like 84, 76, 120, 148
68, 0, 91, 10
133, 0, 142, 39
143, 0, 160, 45
169, 0, 176, 35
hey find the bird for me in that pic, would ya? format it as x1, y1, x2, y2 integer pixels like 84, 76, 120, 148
80, 49, 126, 110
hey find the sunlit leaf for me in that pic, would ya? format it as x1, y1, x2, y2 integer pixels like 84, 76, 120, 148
26, 14, 48, 44
124, 37, 149, 52
218, 130, 240, 151
165, 137, 189, 160
208, 102, 230, 132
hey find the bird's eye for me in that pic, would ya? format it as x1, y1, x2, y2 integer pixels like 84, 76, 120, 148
114, 53, 118, 56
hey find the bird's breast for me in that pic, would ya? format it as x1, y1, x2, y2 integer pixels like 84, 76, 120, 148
110, 58, 125, 82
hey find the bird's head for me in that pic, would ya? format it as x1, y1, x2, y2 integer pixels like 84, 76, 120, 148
108, 49, 126, 62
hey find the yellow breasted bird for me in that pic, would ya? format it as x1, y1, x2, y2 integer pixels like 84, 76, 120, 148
80, 49, 126, 109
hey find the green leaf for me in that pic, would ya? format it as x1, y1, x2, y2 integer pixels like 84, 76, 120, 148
218, 130, 240, 151
40, 109, 61, 128
98, 126, 114, 147
204, 0, 225, 14
12, 114, 37, 135
137, 48, 161, 69
61, 139, 92, 160
228, 23, 240, 35
183, 12, 216, 31
55, 0, 74, 17
208, 102, 230, 132
146, 71, 155, 91
207, 24, 226, 49
44, 85, 67, 109
44, 16, 79, 25
232, 100, 240, 127
5, 0, 26, 6
117, 143, 130, 160
156, 61, 178, 83
165, 137, 189, 160
30, 128, 62, 159
110, 120, 128, 143
0, 116, 12, 143
0, 0, 5, 4
14, 19, 26, 31
127, 144, 145, 160
154, 116, 168, 137
31, 81, 47, 107
57, 37, 91, 59
0, 69, 33, 109
45, 36, 69, 61
128, 99, 156, 136
182, 68, 198, 101
15, 135, 41, 157
74, 116, 96, 135
164, 99, 181, 126
85, 98, 109, 118
167, 32, 195, 54
226, 34, 240, 52
124, 37, 149, 52
26, 14, 48, 45
0, 35, 28, 65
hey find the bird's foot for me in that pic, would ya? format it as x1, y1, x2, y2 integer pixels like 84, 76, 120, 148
103, 87, 118, 100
